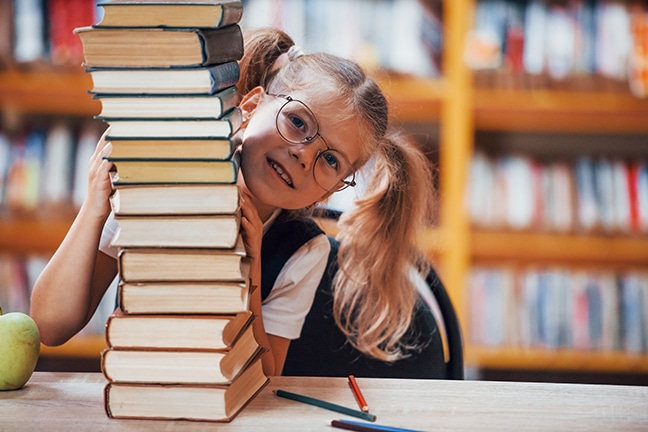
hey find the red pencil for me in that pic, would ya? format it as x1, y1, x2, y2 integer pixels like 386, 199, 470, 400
348, 375, 369, 413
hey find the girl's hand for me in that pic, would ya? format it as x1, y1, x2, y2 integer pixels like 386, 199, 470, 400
239, 189, 263, 260
82, 127, 114, 220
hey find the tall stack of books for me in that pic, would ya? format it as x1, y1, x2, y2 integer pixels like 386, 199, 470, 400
75, 0, 269, 422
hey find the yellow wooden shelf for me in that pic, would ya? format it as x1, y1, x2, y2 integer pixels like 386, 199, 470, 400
466, 346, 648, 373
40, 334, 106, 359
0, 210, 75, 255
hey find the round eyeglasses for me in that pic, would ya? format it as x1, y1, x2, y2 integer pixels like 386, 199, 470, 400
267, 93, 356, 192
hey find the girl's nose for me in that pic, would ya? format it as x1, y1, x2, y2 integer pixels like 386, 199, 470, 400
288, 141, 321, 170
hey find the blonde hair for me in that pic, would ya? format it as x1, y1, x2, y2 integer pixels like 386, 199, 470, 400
239, 28, 436, 361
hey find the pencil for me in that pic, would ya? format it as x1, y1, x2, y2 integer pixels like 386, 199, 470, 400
348, 375, 369, 413
331, 419, 425, 432
274, 389, 376, 422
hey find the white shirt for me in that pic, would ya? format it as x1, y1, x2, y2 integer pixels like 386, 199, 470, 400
99, 211, 330, 340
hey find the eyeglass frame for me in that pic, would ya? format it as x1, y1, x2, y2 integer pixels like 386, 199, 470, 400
265, 92, 357, 192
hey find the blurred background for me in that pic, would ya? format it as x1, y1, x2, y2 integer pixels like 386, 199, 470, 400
1, 0, 647, 385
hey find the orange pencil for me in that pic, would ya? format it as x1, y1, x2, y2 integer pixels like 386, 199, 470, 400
348, 375, 369, 413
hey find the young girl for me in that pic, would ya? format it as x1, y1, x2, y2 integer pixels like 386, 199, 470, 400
30, 27, 436, 376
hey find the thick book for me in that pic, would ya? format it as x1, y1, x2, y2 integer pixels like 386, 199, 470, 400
96, 86, 239, 119
104, 357, 269, 422
102, 325, 263, 385
118, 243, 249, 282
87, 63, 240, 95
110, 183, 239, 215
74, 24, 243, 67
101, 106, 242, 139
111, 214, 240, 248
108, 158, 239, 185
118, 279, 249, 314
105, 308, 254, 350
96, 0, 243, 29
108, 135, 240, 160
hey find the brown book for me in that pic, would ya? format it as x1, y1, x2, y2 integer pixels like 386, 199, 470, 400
101, 106, 242, 139
104, 357, 269, 422
111, 214, 240, 248
118, 242, 249, 282
96, 86, 239, 119
87, 62, 240, 95
118, 279, 249, 315
110, 183, 240, 216
108, 157, 239, 185
74, 24, 243, 68
102, 325, 264, 385
105, 308, 254, 350
96, 0, 243, 29
108, 135, 240, 161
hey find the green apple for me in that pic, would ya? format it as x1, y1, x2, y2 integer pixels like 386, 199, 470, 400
0, 307, 40, 390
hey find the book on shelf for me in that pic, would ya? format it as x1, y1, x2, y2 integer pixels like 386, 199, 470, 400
111, 214, 241, 249
118, 241, 249, 282
102, 324, 263, 385
96, 0, 243, 29
108, 155, 239, 185
101, 106, 242, 139
110, 183, 240, 215
74, 24, 244, 67
96, 86, 239, 119
118, 279, 249, 315
104, 357, 269, 422
105, 308, 254, 350
108, 134, 240, 160
87, 62, 240, 95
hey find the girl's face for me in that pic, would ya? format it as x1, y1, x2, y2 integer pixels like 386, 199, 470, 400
239, 87, 364, 214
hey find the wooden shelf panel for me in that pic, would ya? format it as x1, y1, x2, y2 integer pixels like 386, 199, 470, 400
471, 229, 648, 267
466, 346, 648, 373
0, 68, 100, 116
0, 212, 75, 255
40, 334, 106, 359
474, 89, 648, 133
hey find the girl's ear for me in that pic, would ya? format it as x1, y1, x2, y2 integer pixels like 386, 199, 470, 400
239, 86, 265, 127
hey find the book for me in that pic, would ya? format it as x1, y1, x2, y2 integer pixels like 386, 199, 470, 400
102, 324, 263, 384
108, 135, 240, 160
111, 214, 240, 248
105, 308, 254, 349
118, 279, 249, 315
101, 106, 242, 139
118, 242, 249, 282
96, 0, 243, 29
108, 156, 239, 185
96, 86, 239, 119
110, 183, 239, 215
104, 357, 269, 422
87, 62, 240, 95
74, 24, 244, 67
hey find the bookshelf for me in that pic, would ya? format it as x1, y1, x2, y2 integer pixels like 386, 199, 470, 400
2, 0, 648, 375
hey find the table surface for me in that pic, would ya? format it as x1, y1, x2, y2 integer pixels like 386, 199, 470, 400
1, 372, 647, 431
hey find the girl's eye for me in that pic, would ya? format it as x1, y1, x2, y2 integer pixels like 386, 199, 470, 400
287, 113, 307, 132
321, 151, 340, 171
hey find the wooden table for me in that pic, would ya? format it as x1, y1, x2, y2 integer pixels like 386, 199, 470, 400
1, 372, 647, 431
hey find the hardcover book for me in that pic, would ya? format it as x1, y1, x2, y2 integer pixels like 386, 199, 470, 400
118, 279, 249, 315
108, 156, 239, 185
96, 86, 239, 119
96, 0, 243, 29
101, 106, 242, 139
111, 214, 240, 248
74, 24, 243, 67
105, 309, 254, 350
108, 135, 240, 160
118, 242, 249, 282
87, 62, 240, 95
104, 357, 269, 422
110, 183, 240, 215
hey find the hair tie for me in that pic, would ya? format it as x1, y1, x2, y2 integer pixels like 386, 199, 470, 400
269, 45, 304, 74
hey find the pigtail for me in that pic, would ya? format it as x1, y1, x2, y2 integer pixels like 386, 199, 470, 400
334, 132, 436, 361
237, 27, 295, 96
